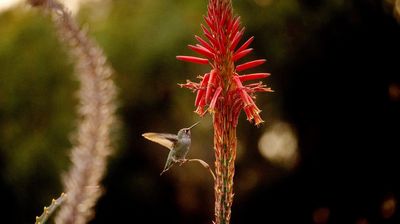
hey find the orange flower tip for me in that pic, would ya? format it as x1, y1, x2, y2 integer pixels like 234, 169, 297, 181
176, 56, 209, 65
195, 108, 205, 116
238, 73, 270, 82
246, 117, 254, 122
208, 108, 216, 114
255, 119, 265, 127
254, 113, 265, 124
236, 59, 266, 72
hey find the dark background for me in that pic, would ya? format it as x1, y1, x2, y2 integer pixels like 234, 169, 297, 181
1, 0, 399, 223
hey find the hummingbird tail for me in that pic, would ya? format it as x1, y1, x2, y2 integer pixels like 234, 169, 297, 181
160, 160, 174, 176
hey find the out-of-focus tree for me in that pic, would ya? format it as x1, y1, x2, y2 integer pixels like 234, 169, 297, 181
0, 8, 74, 222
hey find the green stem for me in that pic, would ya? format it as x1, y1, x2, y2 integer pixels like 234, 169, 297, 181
214, 103, 236, 224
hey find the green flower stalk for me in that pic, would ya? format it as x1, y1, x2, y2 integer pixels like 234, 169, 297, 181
177, 0, 272, 223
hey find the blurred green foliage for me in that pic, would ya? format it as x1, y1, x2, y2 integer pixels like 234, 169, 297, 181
0, 8, 74, 210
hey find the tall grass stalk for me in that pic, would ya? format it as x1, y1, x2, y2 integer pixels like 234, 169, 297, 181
28, 1, 118, 223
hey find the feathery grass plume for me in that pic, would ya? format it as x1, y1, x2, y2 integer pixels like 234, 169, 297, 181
177, 0, 272, 223
35, 193, 66, 224
27, 0, 118, 223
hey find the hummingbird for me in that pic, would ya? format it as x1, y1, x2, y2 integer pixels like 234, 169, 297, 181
142, 121, 200, 176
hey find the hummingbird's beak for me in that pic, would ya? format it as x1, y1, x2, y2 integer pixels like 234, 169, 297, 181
188, 121, 200, 129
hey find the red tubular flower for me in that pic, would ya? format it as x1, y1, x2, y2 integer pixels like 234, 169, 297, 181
233, 48, 253, 61
236, 59, 266, 72
194, 73, 210, 107
176, 55, 209, 64
238, 73, 270, 82
177, 0, 272, 223
188, 45, 215, 59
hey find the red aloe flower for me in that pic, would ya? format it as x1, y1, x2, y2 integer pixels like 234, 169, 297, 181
177, 0, 272, 223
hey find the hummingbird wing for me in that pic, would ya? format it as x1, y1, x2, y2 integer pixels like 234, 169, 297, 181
142, 132, 178, 150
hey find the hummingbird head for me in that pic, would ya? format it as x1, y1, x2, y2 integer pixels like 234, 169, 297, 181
177, 121, 200, 138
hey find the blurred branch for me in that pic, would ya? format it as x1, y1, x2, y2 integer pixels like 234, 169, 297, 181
27, 0, 118, 223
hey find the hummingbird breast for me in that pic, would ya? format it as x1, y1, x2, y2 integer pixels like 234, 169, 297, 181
172, 136, 191, 160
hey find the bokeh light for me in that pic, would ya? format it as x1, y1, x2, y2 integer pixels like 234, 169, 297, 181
258, 121, 299, 169
389, 83, 400, 101
381, 194, 396, 219
312, 207, 330, 224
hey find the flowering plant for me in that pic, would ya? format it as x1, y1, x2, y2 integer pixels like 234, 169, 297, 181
177, 0, 272, 223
